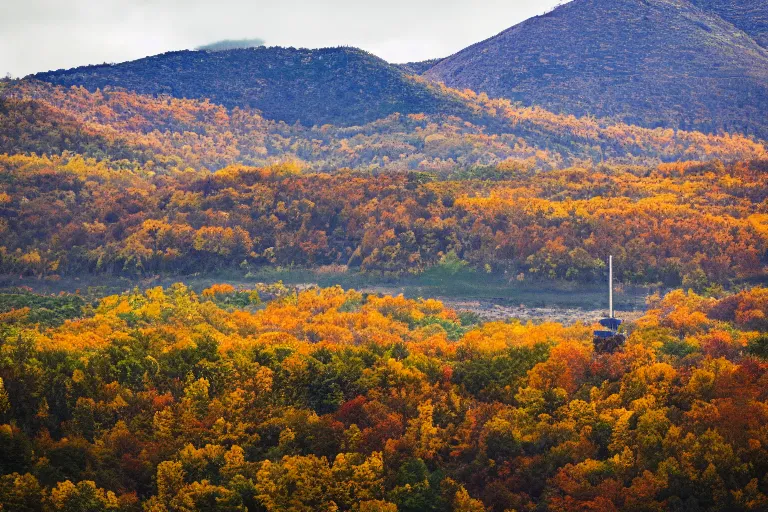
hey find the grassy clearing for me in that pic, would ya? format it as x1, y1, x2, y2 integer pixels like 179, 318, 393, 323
0, 266, 656, 315
241, 266, 654, 311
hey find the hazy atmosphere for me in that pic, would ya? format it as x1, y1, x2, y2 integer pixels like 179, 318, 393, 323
0, 0, 564, 77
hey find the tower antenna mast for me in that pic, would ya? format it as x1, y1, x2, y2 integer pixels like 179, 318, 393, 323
609, 255, 613, 319
593, 255, 624, 352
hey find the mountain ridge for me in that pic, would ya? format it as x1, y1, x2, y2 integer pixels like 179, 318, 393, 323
688, 0, 768, 47
423, 0, 768, 138
31, 46, 478, 127
24, 0, 768, 139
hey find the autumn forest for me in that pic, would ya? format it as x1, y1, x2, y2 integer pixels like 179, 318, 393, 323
2, 2, 768, 509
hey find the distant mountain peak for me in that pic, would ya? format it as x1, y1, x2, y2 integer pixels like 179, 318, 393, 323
27, 0, 768, 138
30, 46, 475, 127
423, 0, 768, 138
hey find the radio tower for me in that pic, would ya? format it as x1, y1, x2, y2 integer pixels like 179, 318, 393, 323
593, 255, 626, 353
609, 254, 613, 318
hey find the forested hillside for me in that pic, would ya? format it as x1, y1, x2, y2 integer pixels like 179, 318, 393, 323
0, 153, 765, 288
689, 0, 768, 47
30, 47, 476, 127
424, 0, 768, 138
1, 81, 764, 173
0, 283, 767, 511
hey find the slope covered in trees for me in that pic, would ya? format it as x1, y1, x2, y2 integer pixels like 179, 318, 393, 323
29, 47, 478, 127
689, 0, 768, 48
0, 283, 767, 511
1, 81, 764, 173
424, 0, 768, 138
394, 59, 445, 75
0, 153, 765, 287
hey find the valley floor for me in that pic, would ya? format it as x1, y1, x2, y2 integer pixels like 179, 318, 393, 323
0, 269, 655, 324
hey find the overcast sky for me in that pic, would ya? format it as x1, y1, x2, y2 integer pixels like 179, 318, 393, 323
0, 0, 567, 77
